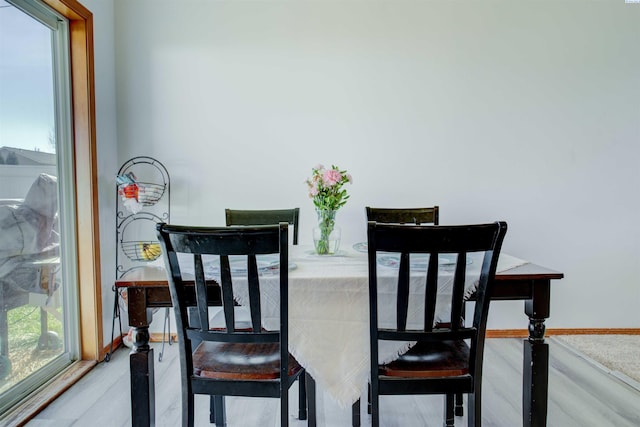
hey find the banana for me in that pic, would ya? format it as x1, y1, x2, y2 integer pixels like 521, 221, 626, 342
140, 242, 161, 260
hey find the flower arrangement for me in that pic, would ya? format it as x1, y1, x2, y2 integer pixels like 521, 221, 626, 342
306, 164, 353, 211
306, 164, 352, 254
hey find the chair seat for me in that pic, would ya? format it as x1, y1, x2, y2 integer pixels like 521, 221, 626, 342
193, 341, 303, 380
380, 340, 470, 378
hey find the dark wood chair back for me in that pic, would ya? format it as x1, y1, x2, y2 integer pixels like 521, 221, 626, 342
157, 222, 305, 426
363, 205, 476, 421
225, 208, 300, 245
365, 206, 439, 225
366, 221, 507, 427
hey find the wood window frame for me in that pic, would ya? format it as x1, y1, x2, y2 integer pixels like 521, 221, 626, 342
42, 0, 102, 361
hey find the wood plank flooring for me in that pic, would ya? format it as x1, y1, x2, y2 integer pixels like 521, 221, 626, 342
26, 338, 640, 426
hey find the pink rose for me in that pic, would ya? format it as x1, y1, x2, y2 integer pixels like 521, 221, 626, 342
309, 183, 319, 196
323, 169, 342, 186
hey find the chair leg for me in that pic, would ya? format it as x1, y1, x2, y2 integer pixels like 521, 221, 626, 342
370, 379, 380, 427
212, 395, 226, 426
185, 388, 195, 427
0, 307, 8, 357
455, 392, 464, 416
305, 372, 317, 427
455, 302, 468, 419
467, 392, 481, 427
281, 384, 289, 427
0, 308, 9, 380
444, 394, 454, 427
298, 374, 307, 420
352, 398, 360, 427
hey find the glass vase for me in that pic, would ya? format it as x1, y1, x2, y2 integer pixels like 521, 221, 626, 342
313, 209, 341, 255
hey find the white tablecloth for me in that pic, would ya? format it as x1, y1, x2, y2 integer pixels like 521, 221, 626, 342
229, 245, 528, 407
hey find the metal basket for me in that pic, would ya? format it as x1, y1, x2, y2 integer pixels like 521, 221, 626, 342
118, 181, 166, 207
121, 240, 162, 262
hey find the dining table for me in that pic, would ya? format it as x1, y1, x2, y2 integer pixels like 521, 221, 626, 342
116, 243, 563, 427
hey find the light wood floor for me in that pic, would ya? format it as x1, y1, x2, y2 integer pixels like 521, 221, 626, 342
26, 338, 640, 426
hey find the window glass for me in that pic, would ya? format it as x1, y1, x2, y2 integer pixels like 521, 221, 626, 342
0, 0, 76, 414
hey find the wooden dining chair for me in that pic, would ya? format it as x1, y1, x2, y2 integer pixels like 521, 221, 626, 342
355, 205, 445, 423
365, 221, 507, 427
365, 205, 474, 420
156, 222, 313, 427
365, 206, 439, 225
223, 207, 307, 421
225, 208, 300, 245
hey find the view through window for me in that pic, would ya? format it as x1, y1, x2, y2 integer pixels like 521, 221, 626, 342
0, 0, 77, 414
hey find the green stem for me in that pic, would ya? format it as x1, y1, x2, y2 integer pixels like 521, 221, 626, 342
315, 209, 336, 255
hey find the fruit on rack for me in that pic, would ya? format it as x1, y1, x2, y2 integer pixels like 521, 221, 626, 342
140, 242, 161, 260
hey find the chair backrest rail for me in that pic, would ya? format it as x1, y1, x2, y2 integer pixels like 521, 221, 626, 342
225, 208, 300, 245
366, 206, 439, 225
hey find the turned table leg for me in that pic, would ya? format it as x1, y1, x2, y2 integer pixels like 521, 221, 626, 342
523, 280, 550, 427
128, 288, 155, 427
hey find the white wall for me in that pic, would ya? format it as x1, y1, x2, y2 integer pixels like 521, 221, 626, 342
79, 0, 120, 346
97, 0, 639, 330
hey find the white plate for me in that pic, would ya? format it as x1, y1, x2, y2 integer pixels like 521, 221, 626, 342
352, 242, 368, 253
204, 255, 296, 275
377, 254, 472, 270
353, 243, 471, 269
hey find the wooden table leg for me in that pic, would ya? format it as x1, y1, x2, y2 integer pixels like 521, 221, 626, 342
523, 280, 550, 427
128, 288, 155, 427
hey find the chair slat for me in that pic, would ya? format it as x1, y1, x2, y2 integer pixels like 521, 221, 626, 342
396, 252, 410, 331
423, 252, 439, 332
450, 252, 466, 329
220, 255, 236, 332
247, 254, 262, 332
193, 254, 210, 331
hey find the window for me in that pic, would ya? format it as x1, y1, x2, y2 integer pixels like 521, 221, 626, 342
0, 0, 100, 417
